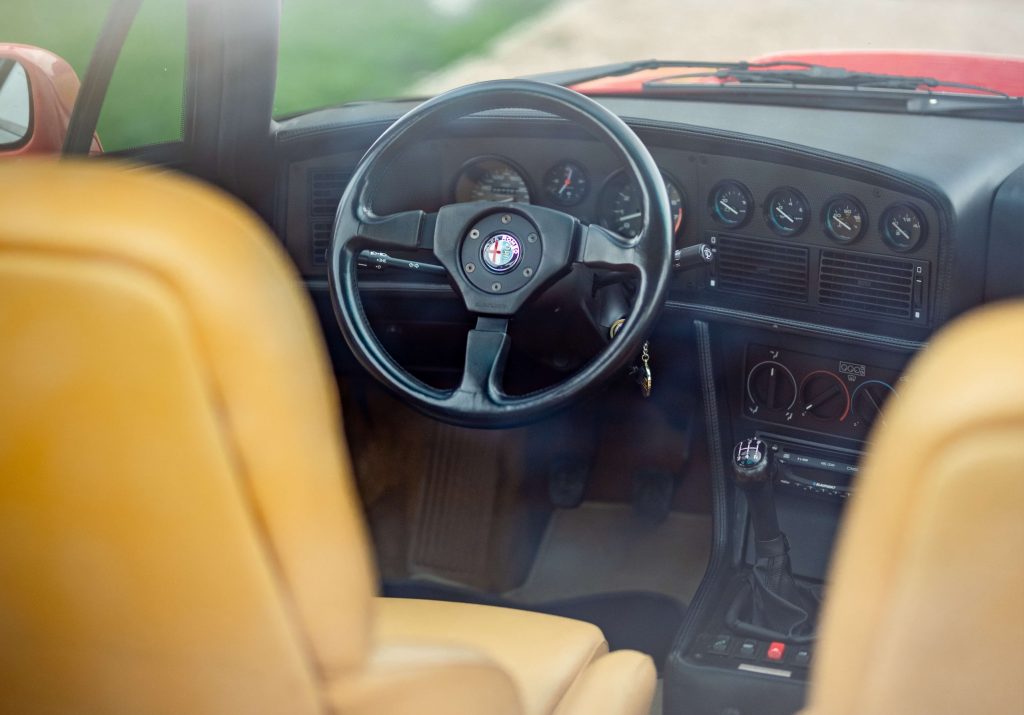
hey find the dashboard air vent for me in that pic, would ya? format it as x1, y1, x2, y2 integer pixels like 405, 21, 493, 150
818, 250, 915, 319
308, 169, 351, 266
714, 235, 809, 302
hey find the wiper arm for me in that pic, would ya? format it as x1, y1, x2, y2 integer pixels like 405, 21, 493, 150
643, 64, 1012, 99
523, 59, 758, 87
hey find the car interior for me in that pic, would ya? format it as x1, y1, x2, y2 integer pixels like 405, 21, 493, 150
1, 1, 1023, 714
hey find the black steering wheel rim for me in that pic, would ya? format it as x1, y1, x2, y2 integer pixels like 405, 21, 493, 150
328, 79, 673, 427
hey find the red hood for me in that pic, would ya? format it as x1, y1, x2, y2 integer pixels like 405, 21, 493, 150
570, 50, 1024, 98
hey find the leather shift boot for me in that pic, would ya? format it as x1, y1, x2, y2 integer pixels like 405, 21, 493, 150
726, 534, 821, 642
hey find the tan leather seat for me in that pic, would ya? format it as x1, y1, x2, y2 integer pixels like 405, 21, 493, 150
0, 161, 655, 715
802, 300, 1024, 714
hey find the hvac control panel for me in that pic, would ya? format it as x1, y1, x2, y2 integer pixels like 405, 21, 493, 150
743, 343, 903, 442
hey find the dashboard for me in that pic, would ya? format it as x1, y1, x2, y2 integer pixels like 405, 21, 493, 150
273, 96, 1024, 454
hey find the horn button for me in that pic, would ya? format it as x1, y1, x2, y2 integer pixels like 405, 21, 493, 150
461, 211, 542, 294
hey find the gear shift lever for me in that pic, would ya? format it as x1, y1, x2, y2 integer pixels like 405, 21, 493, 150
732, 438, 782, 550
727, 437, 820, 640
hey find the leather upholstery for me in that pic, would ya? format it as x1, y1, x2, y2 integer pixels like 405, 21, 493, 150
554, 651, 658, 715
378, 597, 624, 715
803, 301, 1024, 715
0, 160, 654, 715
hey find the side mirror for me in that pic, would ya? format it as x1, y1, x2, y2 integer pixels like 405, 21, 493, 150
0, 59, 31, 148
0, 44, 101, 156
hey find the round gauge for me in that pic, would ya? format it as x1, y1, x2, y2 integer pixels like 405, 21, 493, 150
543, 160, 590, 206
709, 181, 753, 228
665, 177, 686, 235
798, 371, 851, 421
598, 170, 685, 238
823, 195, 867, 243
453, 157, 531, 204
881, 203, 927, 252
765, 187, 810, 237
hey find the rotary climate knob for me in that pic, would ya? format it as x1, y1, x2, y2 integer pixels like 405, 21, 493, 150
852, 380, 898, 428
798, 371, 851, 421
746, 361, 797, 413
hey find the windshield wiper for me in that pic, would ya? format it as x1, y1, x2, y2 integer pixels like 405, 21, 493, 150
524, 59, 753, 87
643, 63, 1013, 99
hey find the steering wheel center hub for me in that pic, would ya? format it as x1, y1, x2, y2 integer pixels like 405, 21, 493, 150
461, 211, 541, 294
481, 232, 522, 273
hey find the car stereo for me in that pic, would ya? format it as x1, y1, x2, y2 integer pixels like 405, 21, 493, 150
756, 432, 861, 501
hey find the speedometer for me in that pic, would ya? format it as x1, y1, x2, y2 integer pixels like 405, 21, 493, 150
598, 170, 685, 238
453, 156, 531, 204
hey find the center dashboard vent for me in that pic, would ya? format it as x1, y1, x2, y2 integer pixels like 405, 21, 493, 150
714, 234, 809, 302
818, 250, 916, 319
308, 169, 352, 266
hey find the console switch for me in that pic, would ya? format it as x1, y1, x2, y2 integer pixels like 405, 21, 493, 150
709, 635, 731, 654
766, 641, 786, 661
793, 648, 812, 666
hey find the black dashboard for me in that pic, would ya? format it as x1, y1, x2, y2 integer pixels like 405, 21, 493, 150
272, 96, 1024, 458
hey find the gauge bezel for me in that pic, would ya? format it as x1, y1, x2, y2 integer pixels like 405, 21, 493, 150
708, 180, 753, 229
542, 158, 590, 207
597, 168, 685, 238
661, 170, 687, 236
763, 186, 810, 238
822, 194, 868, 244
879, 202, 928, 253
451, 154, 533, 204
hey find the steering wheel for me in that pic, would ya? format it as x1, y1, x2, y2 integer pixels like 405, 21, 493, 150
329, 79, 673, 428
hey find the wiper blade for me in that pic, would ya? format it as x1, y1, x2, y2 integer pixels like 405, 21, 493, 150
523, 59, 755, 87
643, 63, 1013, 99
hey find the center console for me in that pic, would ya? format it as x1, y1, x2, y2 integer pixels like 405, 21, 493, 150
663, 318, 918, 714
662, 174, 927, 712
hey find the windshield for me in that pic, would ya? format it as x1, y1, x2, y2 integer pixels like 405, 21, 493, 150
275, 0, 1023, 115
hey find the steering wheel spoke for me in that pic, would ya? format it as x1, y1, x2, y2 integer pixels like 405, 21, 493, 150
577, 222, 646, 275
448, 316, 510, 408
339, 206, 437, 253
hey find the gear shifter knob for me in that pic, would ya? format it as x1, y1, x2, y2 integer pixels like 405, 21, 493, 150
731, 438, 781, 544
733, 438, 770, 487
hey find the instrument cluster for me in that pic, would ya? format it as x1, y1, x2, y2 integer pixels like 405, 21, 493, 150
452, 155, 929, 255
451, 154, 686, 241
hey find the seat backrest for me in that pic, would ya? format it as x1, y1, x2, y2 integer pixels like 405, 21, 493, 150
0, 161, 377, 713
803, 302, 1024, 714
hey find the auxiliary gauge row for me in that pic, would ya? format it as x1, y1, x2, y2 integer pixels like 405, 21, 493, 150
707, 180, 927, 252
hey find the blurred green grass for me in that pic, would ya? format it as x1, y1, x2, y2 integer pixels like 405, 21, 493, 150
3, 0, 553, 150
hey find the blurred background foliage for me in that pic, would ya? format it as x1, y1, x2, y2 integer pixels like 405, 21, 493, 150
3, 0, 552, 150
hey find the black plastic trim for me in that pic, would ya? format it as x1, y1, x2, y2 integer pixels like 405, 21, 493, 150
665, 301, 926, 352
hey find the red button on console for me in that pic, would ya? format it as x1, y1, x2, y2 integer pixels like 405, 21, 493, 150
766, 641, 786, 661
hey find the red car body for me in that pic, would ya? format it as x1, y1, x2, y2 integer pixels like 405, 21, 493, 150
571, 50, 1024, 97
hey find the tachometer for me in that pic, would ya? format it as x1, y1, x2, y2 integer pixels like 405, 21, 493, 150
453, 157, 531, 203
598, 170, 685, 238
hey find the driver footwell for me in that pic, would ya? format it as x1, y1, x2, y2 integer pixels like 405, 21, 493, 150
384, 503, 710, 666
342, 371, 712, 669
